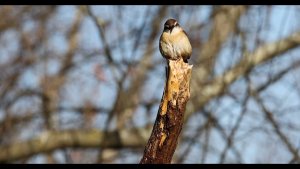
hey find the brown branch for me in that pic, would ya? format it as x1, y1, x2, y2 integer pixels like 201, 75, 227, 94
176, 116, 212, 163
41, 7, 83, 132
256, 59, 300, 92
196, 5, 248, 81
104, 6, 168, 131
0, 127, 151, 163
140, 60, 193, 164
85, 6, 113, 64
251, 89, 300, 163
186, 30, 300, 121
219, 77, 251, 163
0, 113, 36, 137
184, 31, 300, 160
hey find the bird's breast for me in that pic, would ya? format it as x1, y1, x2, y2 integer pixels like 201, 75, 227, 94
160, 30, 192, 60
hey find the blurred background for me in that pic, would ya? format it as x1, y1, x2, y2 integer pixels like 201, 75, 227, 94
0, 5, 300, 163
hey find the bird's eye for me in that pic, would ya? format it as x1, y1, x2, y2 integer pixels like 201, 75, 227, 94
165, 25, 169, 29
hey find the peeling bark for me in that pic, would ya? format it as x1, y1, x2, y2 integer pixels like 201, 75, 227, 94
140, 59, 192, 164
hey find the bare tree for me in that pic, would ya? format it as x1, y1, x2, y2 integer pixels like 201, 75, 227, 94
0, 5, 300, 163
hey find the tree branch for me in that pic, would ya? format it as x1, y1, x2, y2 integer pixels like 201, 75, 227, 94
251, 88, 300, 163
196, 5, 248, 81
140, 60, 193, 164
0, 128, 151, 163
187, 31, 300, 119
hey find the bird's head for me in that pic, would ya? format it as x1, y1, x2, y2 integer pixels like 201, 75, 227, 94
163, 18, 180, 34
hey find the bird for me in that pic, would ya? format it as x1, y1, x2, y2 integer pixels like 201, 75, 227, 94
159, 18, 192, 63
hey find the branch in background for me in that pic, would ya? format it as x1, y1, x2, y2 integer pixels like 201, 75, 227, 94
0, 113, 36, 141
178, 113, 215, 163
256, 59, 300, 92
251, 89, 300, 163
0, 127, 151, 163
187, 30, 300, 120
201, 109, 243, 163
181, 31, 300, 162
104, 6, 168, 132
39, 8, 83, 145
219, 77, 251, 163
86, 5, 114, 64
195, 5, 248, 82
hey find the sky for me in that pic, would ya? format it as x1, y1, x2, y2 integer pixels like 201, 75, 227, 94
1, 5, 300, 163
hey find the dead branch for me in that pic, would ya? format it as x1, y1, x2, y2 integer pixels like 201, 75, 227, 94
140, 60, 193, 164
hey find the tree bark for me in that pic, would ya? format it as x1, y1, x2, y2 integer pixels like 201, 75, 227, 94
140, 59, 193, 164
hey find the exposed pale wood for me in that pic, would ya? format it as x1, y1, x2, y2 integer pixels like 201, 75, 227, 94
140, 59, 193, 164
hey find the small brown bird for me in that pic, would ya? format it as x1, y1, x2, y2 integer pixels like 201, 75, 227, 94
159, 18, 192, 63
